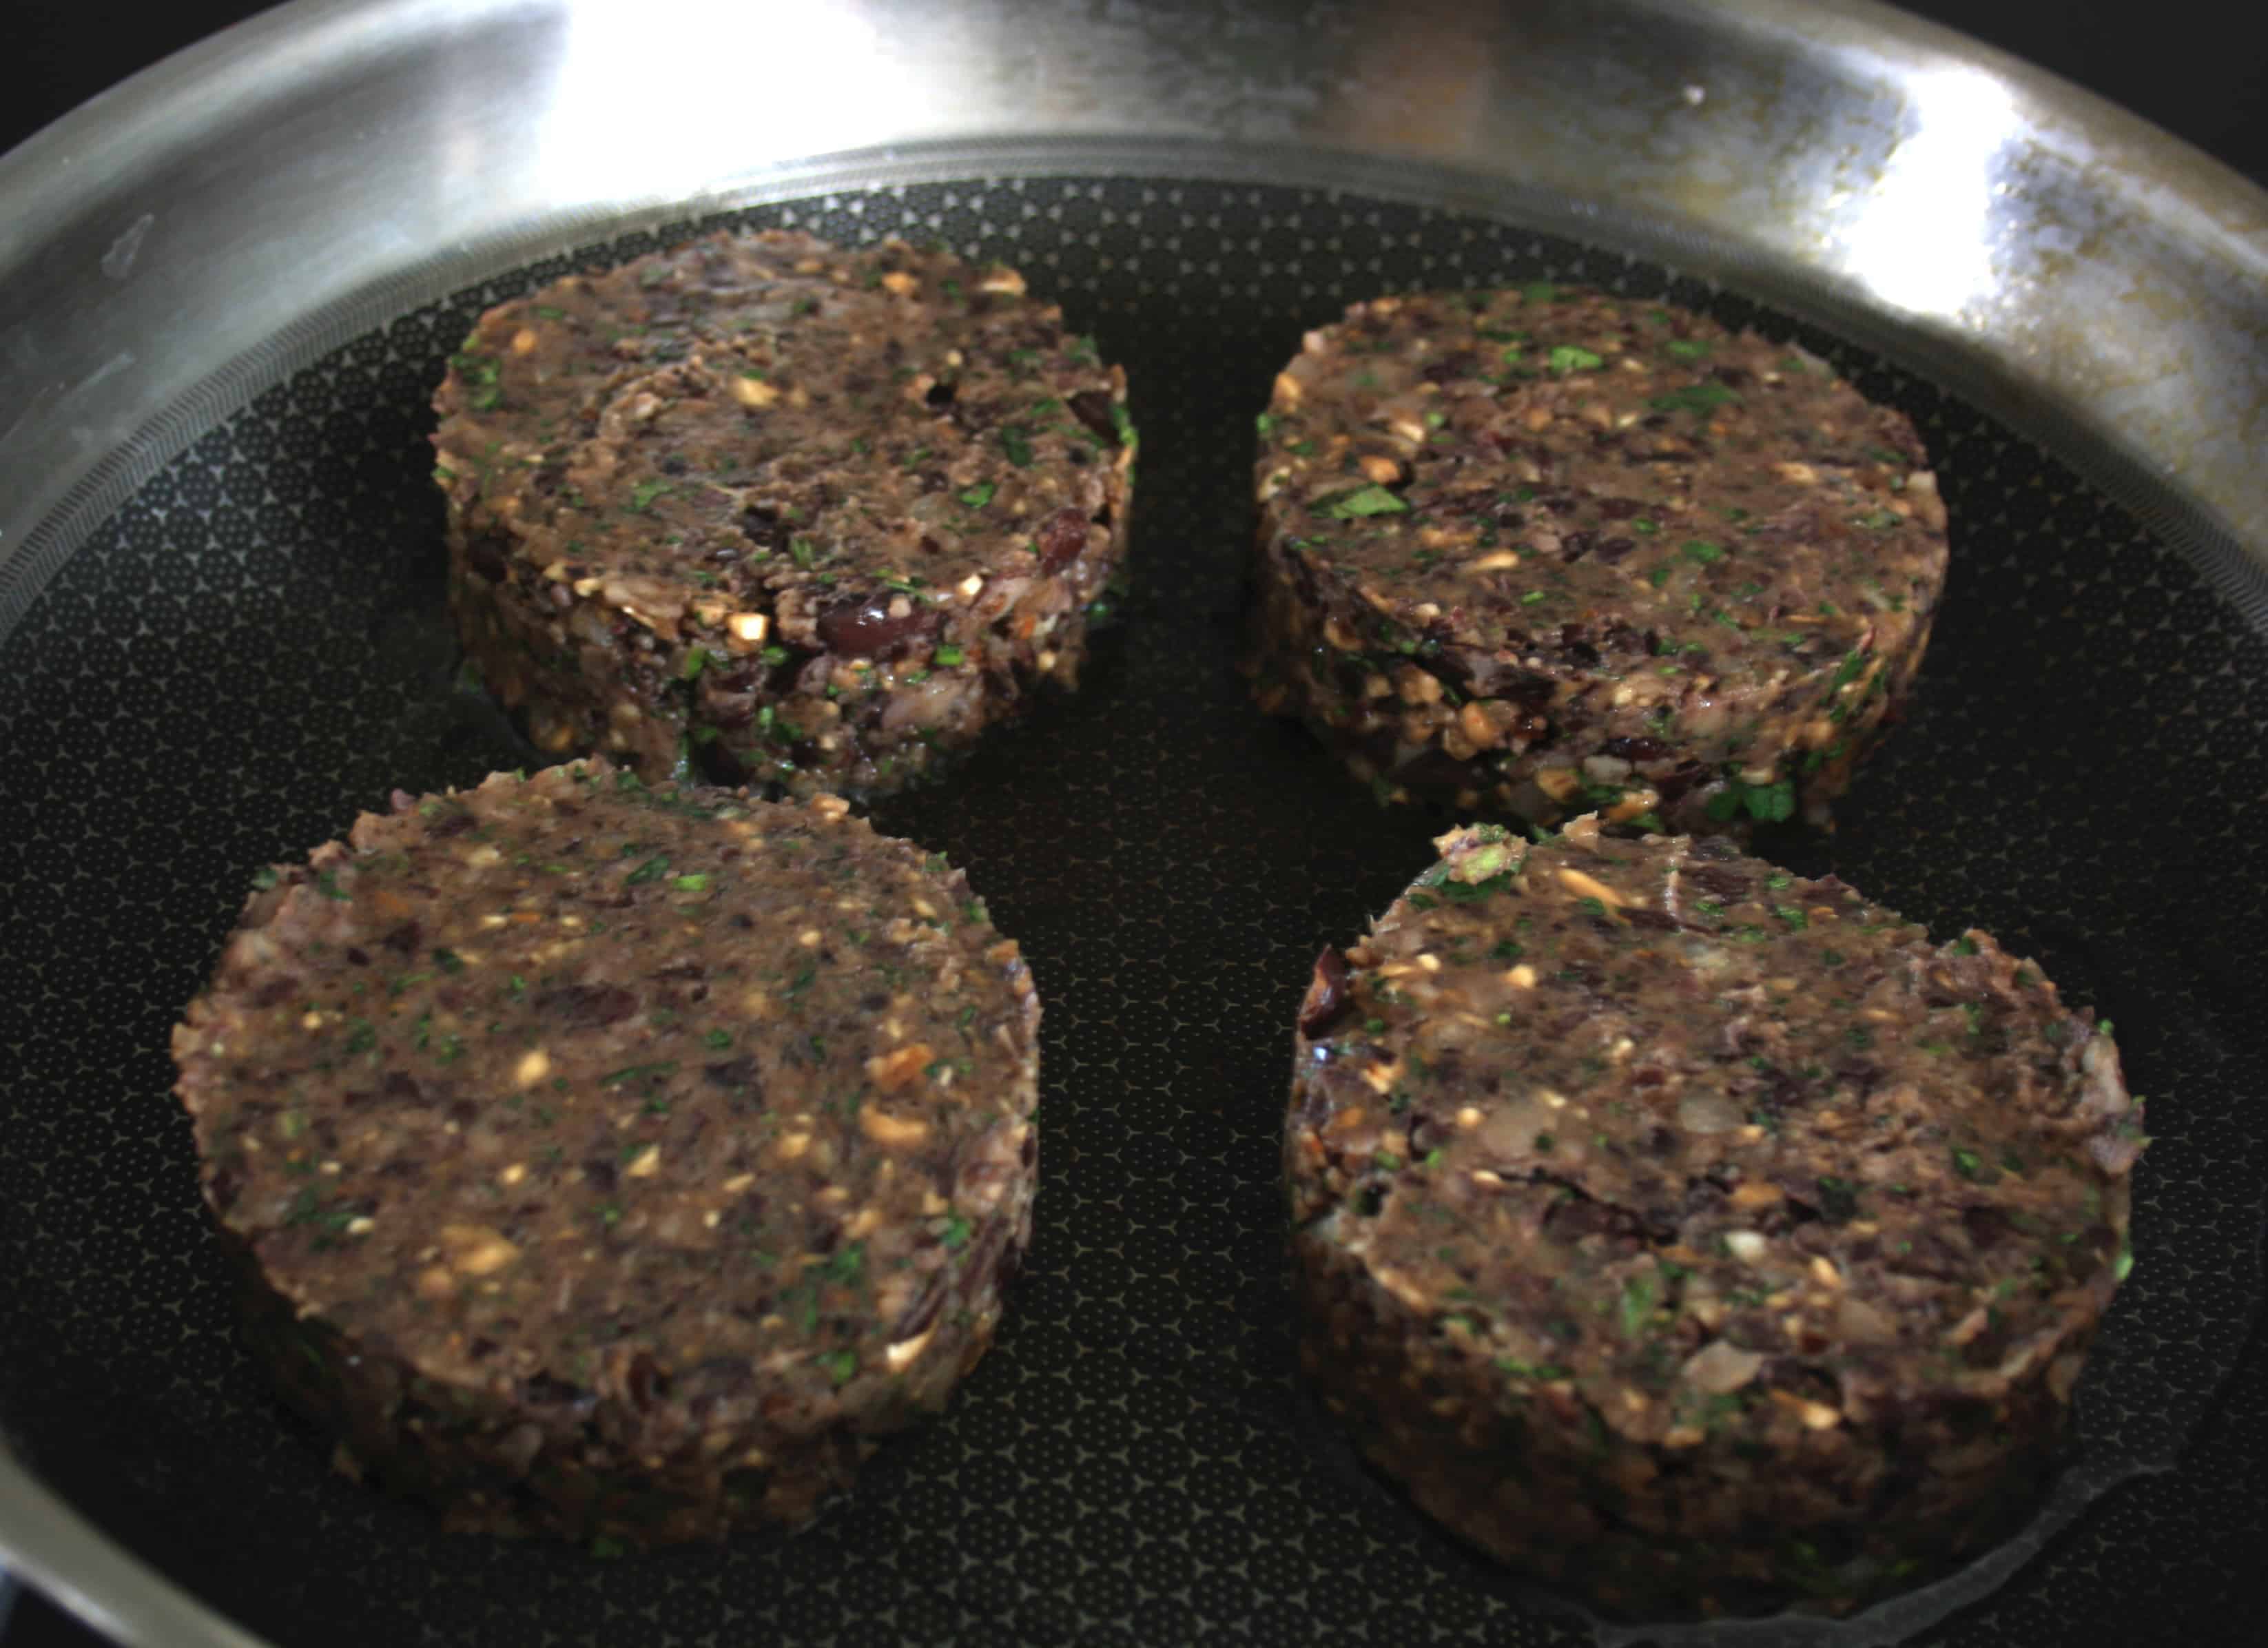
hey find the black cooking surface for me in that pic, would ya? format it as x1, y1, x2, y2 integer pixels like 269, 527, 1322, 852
1, 180, 2264, 1648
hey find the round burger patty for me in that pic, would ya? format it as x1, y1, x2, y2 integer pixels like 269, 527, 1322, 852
1285, 816, 2145, 1616
171, 760, 1041, 1544
433, 229, 1135, 799
1249, 287, 1948, 832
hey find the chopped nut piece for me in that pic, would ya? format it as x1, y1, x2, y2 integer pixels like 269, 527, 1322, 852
865, 1042, 936, 1093
860, 1105, 932, 1148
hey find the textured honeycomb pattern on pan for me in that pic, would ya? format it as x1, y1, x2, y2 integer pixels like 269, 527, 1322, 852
2, 178, 2265, 1648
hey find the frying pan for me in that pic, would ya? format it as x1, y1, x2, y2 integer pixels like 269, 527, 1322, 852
3, 3, 2265, 1645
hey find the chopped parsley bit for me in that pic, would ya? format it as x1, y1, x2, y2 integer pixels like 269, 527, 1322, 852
1373, 1151, 1403, 1171
597, 1202, 623, 1227
250, 866, 280, 890
958, 481, 996, 509
1534, 1132, 1556, 1153
1617, 1274, 1659, 1337
1001, 426, 1034, 467
1547, 344, 1605, 373
1522, 281, 1558, 303
628, 478, 673, 513
670, 873, 711, 892
1632, 517, 1660, 535
433, 948, 464, 974
590, 1536, 627, 1559
1705, 774, 1795, 824
1496, 1357, 1571, 1381
1255, 411, 1276, 437
705, 1029, 733, 1049
940, 1212, 971, 1249
1951, 1146, 1988, 1182
623, 854, 671, 885
1665, 338, 1711, 360
313, 872, 352, 902
1649, 382, 1740, 415
1816, 1176, 1859, 1222
1775, 905, 1808, 929
600, 1061, 677, 1087
1854, 508, 1902, 528
1490, 940, 1524, 961
1682, 539, 1726, 565
934, 643, 967, 667
1364, 1017, 1388, 1034
2114, 1244, 2135, 1283
1520, 589, 1550, 606
818, 1348, 858, 1386
1647, 566, 1674, 588
681, 646, 712, 682
1326, 484, 1408, 519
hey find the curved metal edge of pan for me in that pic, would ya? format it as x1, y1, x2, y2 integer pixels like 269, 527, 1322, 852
1, 1, 2265, 1644
0, 1450, 269, 1648
3, 0, 2267, 636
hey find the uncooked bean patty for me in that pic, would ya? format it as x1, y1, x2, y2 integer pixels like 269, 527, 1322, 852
1285, 816, 2145, 1616
1250, 287, 1948, 832
433, 229, 1135, 799
172, 760, 1041, 1544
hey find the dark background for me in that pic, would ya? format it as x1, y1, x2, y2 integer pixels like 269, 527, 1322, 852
3, 4, 2263, 1647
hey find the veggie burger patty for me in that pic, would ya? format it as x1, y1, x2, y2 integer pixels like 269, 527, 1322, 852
1286, 815, 2145, 1616
1250, 286, 1948, 832
172, 759, 1041, 1543
434, 229, 1135, 800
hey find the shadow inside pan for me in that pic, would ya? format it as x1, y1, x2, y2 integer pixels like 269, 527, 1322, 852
1, 176, 2264, 1648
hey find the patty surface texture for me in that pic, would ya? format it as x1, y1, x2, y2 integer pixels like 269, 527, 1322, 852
172, 759, 1041, 1543
1285, 816, 2144, 1616
1251, 287, 1948, 832
434, 229, 1135, 799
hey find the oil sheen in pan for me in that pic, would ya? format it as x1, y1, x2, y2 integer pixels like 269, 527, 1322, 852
0, 176, 2260, 1648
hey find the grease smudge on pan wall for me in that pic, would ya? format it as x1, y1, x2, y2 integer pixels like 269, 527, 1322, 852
0, 179, 2263, 1648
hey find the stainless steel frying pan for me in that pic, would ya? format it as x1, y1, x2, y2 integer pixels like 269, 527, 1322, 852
3, 4, 2265, 1645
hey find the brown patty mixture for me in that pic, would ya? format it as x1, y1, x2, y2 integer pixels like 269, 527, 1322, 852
1286, 816, 2144, 1616
172, 760, 1041, 1543
433, 229, 1135, 799
1250, 287, 1948, 832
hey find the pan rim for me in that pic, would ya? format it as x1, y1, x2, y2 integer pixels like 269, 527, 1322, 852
5, 3, 2268, 1643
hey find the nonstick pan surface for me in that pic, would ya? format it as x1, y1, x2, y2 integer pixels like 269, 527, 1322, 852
1, 173, 2265, 1648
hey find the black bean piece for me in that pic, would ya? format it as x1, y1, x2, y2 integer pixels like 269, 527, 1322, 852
1068, 389, 1121, 446
815, 593, 938, 658
1299, 947, 1354, 1038
1035, 506, 1090, 572
533, 983, 639, 1028
703, 1057, 761, 1095
1602, 734, 1674, 762
465, 535, 509, 582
